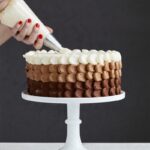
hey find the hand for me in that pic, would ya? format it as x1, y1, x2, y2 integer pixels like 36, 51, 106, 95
11, 18, 53, 49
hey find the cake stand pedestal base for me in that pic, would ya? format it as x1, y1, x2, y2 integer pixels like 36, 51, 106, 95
22, 91, 125, 150
60, 103, 87, 150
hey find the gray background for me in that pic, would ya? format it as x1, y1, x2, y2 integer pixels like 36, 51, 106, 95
0, 0, 150, 142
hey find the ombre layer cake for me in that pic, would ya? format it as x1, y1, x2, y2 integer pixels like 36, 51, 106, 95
23, 49, 122, 97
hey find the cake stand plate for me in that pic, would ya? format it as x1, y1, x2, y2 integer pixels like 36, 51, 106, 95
22, 91, 125, 150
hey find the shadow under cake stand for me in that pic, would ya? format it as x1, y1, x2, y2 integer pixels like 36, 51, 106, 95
22, 91, 125, 150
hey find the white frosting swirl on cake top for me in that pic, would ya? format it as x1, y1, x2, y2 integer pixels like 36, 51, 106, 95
23, 48, 122, 65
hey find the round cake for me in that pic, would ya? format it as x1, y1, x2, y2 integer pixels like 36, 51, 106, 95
23, 49, 122, 97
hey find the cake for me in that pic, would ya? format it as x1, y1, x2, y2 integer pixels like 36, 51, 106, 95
23, 49, 122, 97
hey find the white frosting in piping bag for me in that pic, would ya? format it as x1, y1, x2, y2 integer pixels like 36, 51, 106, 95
23, 48, 122, 65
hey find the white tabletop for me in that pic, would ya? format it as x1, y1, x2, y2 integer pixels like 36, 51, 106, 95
0, 143, 149, 150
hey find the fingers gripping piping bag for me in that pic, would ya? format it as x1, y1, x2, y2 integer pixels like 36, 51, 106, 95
0, 0, 62, 51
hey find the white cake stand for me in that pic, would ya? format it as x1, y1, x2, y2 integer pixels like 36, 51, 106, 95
22, 91, 125, 150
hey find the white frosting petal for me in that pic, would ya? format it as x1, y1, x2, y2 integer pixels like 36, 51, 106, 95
69, 54, 80, 65
97, 54, 104, 65
49, 54, 59, 64
109, 51, 122, 61
99, 50, 105, 55
115, 51, 122, 61
59, 55, 69, 64
61, 48, 72, 54
104, 51, 112, 62
32, 54, 42, 65
79, 54, 88, 64
90, 49, 98, 53
72, 49, 81, 54
24, 51, 35, 56
26, 56, 33, 64
48, 50, 55, 54
41, 54, 50, 65
88, 53, 97, 64
40, 50, 47, 53
82, 49, 89, 54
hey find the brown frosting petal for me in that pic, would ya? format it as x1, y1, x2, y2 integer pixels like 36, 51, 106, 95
66, 74, 76, 83
58, 74, 66, 82
58, 91, 64, 97
87, 64, 95, 72
116, 86, 121, 94
115, 70, 120, 78
49, 73, 58, 82
34, 69, 41, 75
34, 73, 41, 81
49, 82, 58, 89
109, 62, 115, 70
118, 78, 121, 84
86, 72, 93, 80
85, 89, 92, 97
75, 90, 84, 97
95, 64, 103, 73
49, 91, 58, 97
41, 74, 49, 82
58, 65, 67, 73
26, 67, 32, 77
43, 84, 49, 90
75, 81, 84, 89
109, 79, 115, 87
27, 64, 32, 71
119, 70, 122, 77
104, 62, 110, 71
110, 87, 116, 95
65, 83, 74, 90
93, 81, 101, 90
102, 80, 109, 88
58, 83, 65, 90
34, 65, 42, 71
102, 88, 109, 96
68, 65, 77, 74
42, 90, 49, 96
115, 78, 121, 86
94, 72, 102, 81
85, 80, 93, 89
119, 61, 122, 69
109, 70, 115, 78
41, 82, 50, 90
77, 64, 86, 73
64, 90, 73, 97
115, 62, 120, 70
77, 73, 86, 82
102, 71, 109, 80
49, 64, 58, 73
26, 64, 29, 71
93, 90, 101, 97
35, 89, 42, 96
41, 65, 49, 73
28, 71, 34, 80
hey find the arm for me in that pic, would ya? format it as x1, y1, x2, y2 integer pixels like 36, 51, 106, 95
0, 23, 12, 45
0, 0, 12, 45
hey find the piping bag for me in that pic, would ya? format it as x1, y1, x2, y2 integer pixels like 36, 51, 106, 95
0, 0, 62, 52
